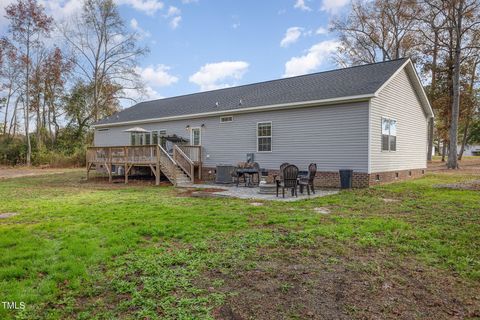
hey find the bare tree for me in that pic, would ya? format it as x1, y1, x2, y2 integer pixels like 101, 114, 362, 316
331, 0, 421, 66
61, 0, 148, 123
443, 0, 480, 169
5, 0, 53, 165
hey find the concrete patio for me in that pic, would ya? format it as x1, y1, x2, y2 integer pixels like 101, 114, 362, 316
179, 183, 339, 202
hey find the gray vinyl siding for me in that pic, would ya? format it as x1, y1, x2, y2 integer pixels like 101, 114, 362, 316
369, 68, 428, 173
95, 102, 369, 172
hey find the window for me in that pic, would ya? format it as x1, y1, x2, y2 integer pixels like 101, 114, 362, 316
191, 128, 201, 146
131, 133, 136, 146
220, 116, 233, 123
381, 117, 397, 151
151, 130, 166, 145
257, 122, 272, 152
130, 132, 153, 146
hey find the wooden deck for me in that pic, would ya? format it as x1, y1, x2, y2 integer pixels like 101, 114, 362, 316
86, 145, 202, 185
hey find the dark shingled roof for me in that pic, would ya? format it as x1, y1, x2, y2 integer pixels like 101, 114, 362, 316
95, 58, 408, 126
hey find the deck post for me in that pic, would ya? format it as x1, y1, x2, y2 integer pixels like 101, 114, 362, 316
156, 145, 161, 186
124, 147, 128, 184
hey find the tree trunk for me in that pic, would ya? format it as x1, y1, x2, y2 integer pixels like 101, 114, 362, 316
447, 0, 464, 169
441, 140, 447, 162
427, 31, 439, 162
25, 35, 32, 166
2, 87, 12, 136
458, 118, 469, 160
427, 118, 434, 161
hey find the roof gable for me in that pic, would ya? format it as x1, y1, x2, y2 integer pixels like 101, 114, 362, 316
95, 58, 411, 127
373, 59, 434, 118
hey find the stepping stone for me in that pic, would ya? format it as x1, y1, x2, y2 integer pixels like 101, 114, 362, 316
383, 198, 400, 203
313, 207, 330, 214
250, 202, 264, 206
0, 212, 19, 219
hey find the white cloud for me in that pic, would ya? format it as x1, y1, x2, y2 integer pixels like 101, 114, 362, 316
181, 0, 198, 3
280, 27, 303, 47
38, 0, 82, 22
115, 0, 164, 15
189, 61, 249, 91
294, 0, 311, 11
170, 15, 182, 29
165, 5, 180, 17
321, 0, 350, 13
136, 64, 179, 87
130, 18, 151, 38
283, 40, 339, 77
316, 26, 328, 35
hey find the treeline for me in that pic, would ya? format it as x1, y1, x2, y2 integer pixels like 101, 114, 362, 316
0, 0, 147, 166
331, 0, 480, 168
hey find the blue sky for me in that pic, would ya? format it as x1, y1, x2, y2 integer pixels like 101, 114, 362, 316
0, 0, 351, 104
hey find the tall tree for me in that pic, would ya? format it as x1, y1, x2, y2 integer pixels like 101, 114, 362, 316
444, 0, 480, 168
5, 0, 53, 165
61, 0, 147, 123
331, 0, 421, 66
42, 48, 74, 143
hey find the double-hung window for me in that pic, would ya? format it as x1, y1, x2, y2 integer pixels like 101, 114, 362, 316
381, 117, 397, 151
257, 122, 272, 152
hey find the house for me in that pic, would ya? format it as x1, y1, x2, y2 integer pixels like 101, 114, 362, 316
459, 144, 480, 156
90, 58, 434, 188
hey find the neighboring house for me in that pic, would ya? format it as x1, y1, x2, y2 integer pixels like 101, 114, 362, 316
91, 58, 433, 187
459, 144, 480, 156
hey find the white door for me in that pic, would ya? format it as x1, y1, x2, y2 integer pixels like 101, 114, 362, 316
191, 128, 201, 146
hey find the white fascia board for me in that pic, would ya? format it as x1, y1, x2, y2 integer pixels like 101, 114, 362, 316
92, 94, 374, 128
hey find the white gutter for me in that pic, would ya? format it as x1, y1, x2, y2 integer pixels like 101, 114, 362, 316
92, 93, 375, 128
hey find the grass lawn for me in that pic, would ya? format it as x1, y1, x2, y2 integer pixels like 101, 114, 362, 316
0, 163, 479, 319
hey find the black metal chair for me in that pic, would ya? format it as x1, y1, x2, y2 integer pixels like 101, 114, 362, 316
276, 164, 299, 198
299, 163, 317, 195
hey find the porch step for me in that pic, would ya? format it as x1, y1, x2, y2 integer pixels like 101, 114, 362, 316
174, 166, 193, 185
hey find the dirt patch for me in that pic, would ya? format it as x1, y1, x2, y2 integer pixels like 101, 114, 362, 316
177, 188, 227, 198
313, 207, 331, 214
0, 167, 76, 179
434, 180, 480, 191
0, 212, 19, 219
428, 157, 480, 175
202, 243, 479, 320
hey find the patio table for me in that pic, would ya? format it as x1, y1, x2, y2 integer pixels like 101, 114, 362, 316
235, 168, 260, 187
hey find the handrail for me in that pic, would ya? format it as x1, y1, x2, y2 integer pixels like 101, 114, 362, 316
158, 144, 177, 165
174, 145, 194, 165
173, 145, 194, 182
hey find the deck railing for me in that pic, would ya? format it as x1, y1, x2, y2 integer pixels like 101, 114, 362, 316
86, 145, 159, 164
178, 145, 202, 163
87, 144, 202, 185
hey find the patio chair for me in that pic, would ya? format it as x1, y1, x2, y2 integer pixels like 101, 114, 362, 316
299, 163, 317, 195
273, 162, 290, 182
276, 164, 299, 198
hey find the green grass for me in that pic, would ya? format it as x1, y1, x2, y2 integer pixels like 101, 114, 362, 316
0, 170, 479, 319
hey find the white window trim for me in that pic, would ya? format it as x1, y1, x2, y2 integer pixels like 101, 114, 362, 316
190, 127, 202, 146
220, 116, 234, 123
256, 121, 272, 153
381, 117, 397, 152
